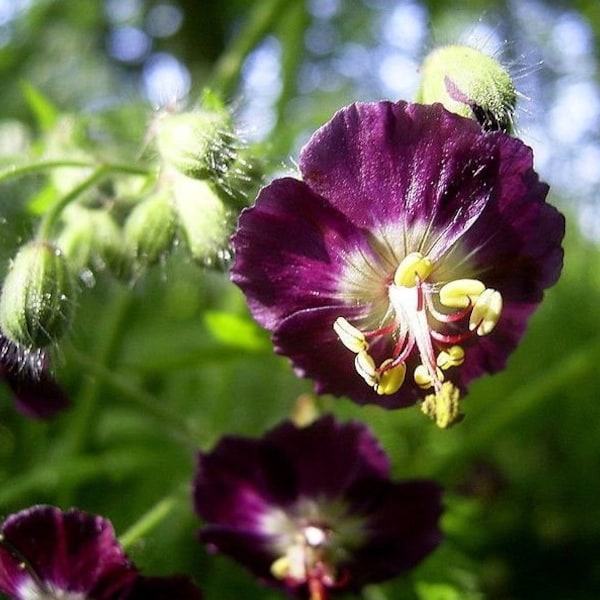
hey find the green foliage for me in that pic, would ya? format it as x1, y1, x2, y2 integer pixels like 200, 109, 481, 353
1, 1, 599, 600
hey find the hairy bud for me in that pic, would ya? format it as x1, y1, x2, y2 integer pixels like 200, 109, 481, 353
171, 172, 234, 267
156, 102, 236, 182
55, 205, 130, 279
416, 45, 517, 132
124, 190, 178, 268
0, 242, 76, 348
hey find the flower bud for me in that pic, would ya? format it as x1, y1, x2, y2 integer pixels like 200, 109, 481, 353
156, 104, 236, 182
416, 45, 517, 132
124, 190, 178, 268
0, 242, 76, 348
55, 205, 130, 279
171, 172, 234, 267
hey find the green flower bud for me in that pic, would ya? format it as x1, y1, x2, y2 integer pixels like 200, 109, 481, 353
55, 205, 130, 279
156, 106, 236, 182
171, 172, 234, 267
0, 242, 76, 348
416, 45, 517, 133
124, 190, 178, 268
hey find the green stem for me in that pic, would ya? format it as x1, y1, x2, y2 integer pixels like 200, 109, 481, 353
0, 158, 151, 184
208, 0, 291, 98
63, 288, 136, 456
0, 449, 158, 507
119, 492, 181, 550
36, 167, 108, 240
67, 345, 201, 447
271, 3, 308, 158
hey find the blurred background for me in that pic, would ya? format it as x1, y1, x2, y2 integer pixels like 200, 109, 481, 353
1, 1, 599, 599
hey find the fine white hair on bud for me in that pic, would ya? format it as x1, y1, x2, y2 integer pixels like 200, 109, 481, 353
0, 241, 77, 349
155, 88, 241, 187
416, 44, 517, 133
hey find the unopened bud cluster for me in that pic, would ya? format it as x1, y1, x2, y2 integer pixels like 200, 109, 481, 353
0, 91, 260, 352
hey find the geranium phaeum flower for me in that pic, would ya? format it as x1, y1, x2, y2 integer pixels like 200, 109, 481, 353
0, 505, 202, 600
1, 334, 69, 419
194, 415, 443, 598
231, 101, 565, 425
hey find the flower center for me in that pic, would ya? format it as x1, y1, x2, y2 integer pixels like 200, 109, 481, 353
270, 524, 346, 600
334, 251, 502, 414
18, 579, 87, 600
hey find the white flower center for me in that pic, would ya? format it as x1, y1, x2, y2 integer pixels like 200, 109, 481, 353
18, 578, 87, 600
334, 251, 502, 424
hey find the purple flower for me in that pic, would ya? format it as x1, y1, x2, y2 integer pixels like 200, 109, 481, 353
194, 415, 443, 598
1, 334, 70, 419
231, 101, 565, 422
0, 505, 202, 600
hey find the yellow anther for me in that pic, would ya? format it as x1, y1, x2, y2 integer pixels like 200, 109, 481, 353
354, 351, 377, 387
413, 364, 444, 389
421, 381, 463, 429
469, 288, 502, 335
439, 278, 485, 308
375, 359, 406, 395
333, 317, 368, 353
270, 556, 290, 580
393, 252, 433, 287
436, 345, 465, 370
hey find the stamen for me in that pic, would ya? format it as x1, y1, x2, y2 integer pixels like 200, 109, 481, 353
439, 279, 485, 308
333, 317, 368, 353
375, 359, 406, 395
271, 556, 291, 579
354, 351, 378, 387
393, 252, 433, 287
334, 255, 503, 407
436, 345, 465, 369
414, 364, 444, 389
469, 288, 502, 335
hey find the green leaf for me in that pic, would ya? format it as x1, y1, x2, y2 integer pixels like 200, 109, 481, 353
415, 581, 465, 600
20, 81, 59, 132
203, 309, 271, 351
26, 181, 59, 215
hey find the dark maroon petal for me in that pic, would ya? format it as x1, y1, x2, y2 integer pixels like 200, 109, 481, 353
0, 506, 137, 600
1, 366, 70, 419
194, 417, 391, 529
261, 415, 391, 493
347, 480, 443, 587
125, 575, 203, 600
231, 177, 374, 331
299, 101, 493, 253
457, 301, 538, 387
273, 306, 422, 408
199, 527, 276, 584
1, 334, 70, 419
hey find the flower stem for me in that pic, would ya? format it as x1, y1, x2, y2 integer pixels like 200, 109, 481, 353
61, 286, 136, 457
119, 492, 181, 550
35, 167, 108, 240
0, 158, 151, 184
67, 345, 201, 447
208, 0, 290, 98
